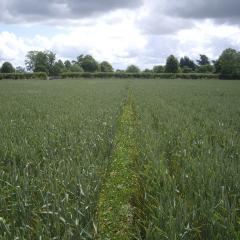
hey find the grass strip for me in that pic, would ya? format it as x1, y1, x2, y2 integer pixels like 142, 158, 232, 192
97, 91, 139, 239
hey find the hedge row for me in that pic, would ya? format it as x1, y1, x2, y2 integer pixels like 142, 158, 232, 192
2, 72, 239, 80
61, 72, 219, 79
219, 74, 240, 80
0, 72, 48, 80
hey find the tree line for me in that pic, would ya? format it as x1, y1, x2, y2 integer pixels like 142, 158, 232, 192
0, 48, 240, 76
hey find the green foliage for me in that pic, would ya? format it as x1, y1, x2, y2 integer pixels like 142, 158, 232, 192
61, 72, 219, 79
133, 79, 240, 239
115, 69, 125, 73
197, 54, 210, 66
126, 65, 140, 73
100, 61, 114, 72
180, 56, 196, 70
153, 65, 165, 73
69, 63, 83, 73
52, 60, 66, 76
98, 94, 139, 239
217, 48, 240, 75
181, 66, 194, 73
78, 55, 99, 72
0, 80, 127, 239
1, 62, 15, 73
165, 55, 179, 73
143, 69, 153, 73
0, 79, 239, 239
64, 60, 72, 70
0, 72, 48, 80
25, 51, 57, 75
197, 64, 214, 73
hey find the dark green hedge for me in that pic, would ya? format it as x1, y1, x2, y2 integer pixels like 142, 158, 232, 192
0, 72, 48, 80
61, 72, 219, 79
219, 74, 240, 80
4, 72, 235, 80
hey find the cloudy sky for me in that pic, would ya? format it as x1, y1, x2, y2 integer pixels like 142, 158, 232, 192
0, 0, 240, 69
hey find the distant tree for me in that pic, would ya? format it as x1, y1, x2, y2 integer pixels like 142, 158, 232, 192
52, 60, 66, 76
76, 55, 84, 64
79, 55, 99, 72
25, 51, 56, 75
197, 54, 210, 66
213, 60, 221, 73
180, 56, 196, 70
100, 61, 114, 72
70, 63, 84, 72
15, 66, 26, 73
153, 65, 164, 73
126, 65, 140, 73
116, 69, 125, 73
47, 51, 56, 76
1, 62, 15, 73
197, 64, 214, 73
64, 60, 72, 70
143, 69, 153, 73
181, 66, 194, 73
216, 48, 240, 74
165, 55, 179, 73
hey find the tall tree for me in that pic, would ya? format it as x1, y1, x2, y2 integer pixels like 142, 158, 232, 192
197, 54, 210, 66
1, 62, 15, 73
165, 55, 179, 73
52, 60, 66, 76
25, 51, 56, 75
180, 56, 196, 70
216, 48, 240, 75
64, 60, 72, 70
126, 65, 140, 73
79, 55, 99, 72
69, 64, 84, 72
100, 61, 114, 72
153, 65, 165, 73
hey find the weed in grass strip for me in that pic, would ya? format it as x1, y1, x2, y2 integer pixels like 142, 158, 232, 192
97, 91, 140, 239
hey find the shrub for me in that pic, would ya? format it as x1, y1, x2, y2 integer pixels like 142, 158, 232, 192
197, 64, 215, 73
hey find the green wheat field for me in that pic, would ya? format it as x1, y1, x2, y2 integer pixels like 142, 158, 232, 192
0, 79, 239, 239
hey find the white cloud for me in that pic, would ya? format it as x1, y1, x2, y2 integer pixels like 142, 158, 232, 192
0, 10, 147, 69
175, 20, 240, 59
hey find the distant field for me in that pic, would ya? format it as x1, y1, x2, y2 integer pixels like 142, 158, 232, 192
0, 79, 239, 239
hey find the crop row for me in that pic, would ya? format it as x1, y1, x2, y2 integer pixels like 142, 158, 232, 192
133, 79, 240, 239
0, 80, 127, 239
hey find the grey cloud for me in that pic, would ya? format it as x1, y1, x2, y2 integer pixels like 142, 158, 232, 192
139, 15, 194, 35
138, 0, 240, 35
164, 0, 240, 22
1, 0, 142, 23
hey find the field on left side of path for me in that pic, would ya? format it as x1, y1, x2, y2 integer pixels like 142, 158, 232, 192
0, 79, 128, 239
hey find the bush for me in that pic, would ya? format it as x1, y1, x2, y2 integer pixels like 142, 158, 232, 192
197, 64, 215, 73
181, 66, 194, 73
0, 72, 48, 80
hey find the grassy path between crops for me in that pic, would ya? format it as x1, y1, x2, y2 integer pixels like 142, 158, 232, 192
97, 90, 141, 239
